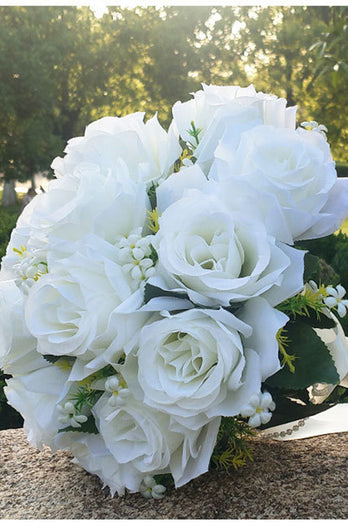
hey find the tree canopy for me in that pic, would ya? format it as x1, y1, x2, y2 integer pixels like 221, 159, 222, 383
0, 5, 347, 205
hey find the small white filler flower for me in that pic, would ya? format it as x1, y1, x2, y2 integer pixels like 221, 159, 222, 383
117, 230, 156, 285
301, 120, 328, 137
240, 391, 276, 428
105, 375, 130, 407
324, 284, 348, 318
57, 401, 88, 428
139, 475, 166, 499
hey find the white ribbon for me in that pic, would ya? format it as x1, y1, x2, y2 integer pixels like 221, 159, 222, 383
262, 403, 348, 440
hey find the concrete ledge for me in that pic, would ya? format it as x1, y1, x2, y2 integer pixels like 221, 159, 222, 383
0, 428, 347, 519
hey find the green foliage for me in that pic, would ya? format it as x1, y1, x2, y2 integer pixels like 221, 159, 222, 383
276, 328, 297, 374
331, 235, 348, 291
153, 473, 174, 489
144, 282, 187, 305
0, 373, 23, 430
259, 388, 333, 429
299, 233, 348, 286
55, 365, 117, 434
0, 204, 20, 259
69, 366, 116, 407
299, 232, 348, 334
266, 320, 339, 390
270, 251, 343, 394
1, 4, 348, 185
187, 121, 202, 149
324, 384, 348, 404
277, 287, 336, 329
336, 164, 348, 177
58, 414, 99, 434
149, 244, 158, 265
147, 182, 158, 211
69, 387, 103, 413
0, 7, 64, 186
303, 252, 321, 283
147, 209, 160, 235
211, 417, 255, 471
307, 7, 348, 160
43, 354, 75, 366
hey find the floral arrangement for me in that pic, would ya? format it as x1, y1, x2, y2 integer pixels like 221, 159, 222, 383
1, 84, 348, 498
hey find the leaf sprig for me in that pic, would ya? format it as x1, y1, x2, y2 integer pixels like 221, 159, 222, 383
69, 386, 103, 413
211, 417, 255, 471
188, 121, 202, 148
276, 327, 297, 374
276, 283, 328, 320
147, 208, 160, 234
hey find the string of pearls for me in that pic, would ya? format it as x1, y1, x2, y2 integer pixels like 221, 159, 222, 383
261, 417, 309, 439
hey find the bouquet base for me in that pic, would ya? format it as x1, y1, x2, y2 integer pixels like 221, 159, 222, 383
1, 428, 347, 519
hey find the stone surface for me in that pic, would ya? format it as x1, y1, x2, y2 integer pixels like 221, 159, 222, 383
0, 428, 347, 519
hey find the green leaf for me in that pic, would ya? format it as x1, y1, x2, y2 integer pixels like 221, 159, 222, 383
98, 364, 118, 378
144, 283, 187, 304
147, 182, 158, 211
58, 414, 98, 434
258, 391, 333, 429
149, 244, 158, 265
43, 354, 61, 364
298, 308, 336, 329
72, 388, 103, 412
265, 321, 339, 390
153, 473, 174, 488
43, 354, 76, 365
187, 121, 202, 147
303, 252, 320, 282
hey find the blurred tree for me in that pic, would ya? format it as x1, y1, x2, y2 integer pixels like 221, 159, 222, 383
47, 7, 119, 141
218, 6, 348, 162
0, 7, 63, 206
232, 7, 327, 110
0, 6, 126, 206
306, 6, 348, 161
0, 4, 347, 209
93, 6, 219, 126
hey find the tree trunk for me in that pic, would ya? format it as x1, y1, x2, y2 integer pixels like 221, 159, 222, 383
2, 179, 18, 207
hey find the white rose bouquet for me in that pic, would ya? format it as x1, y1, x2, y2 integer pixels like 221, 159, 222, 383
1, 84, 348, 498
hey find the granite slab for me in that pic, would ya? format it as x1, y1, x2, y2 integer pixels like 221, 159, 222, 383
0, 428, 347, 519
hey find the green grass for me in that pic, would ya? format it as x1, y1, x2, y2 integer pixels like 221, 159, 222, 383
0, 204, 22, 260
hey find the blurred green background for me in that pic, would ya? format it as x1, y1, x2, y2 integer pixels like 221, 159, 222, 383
1, 5, 348, 428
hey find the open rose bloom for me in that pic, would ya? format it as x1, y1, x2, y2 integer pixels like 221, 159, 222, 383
1, 85, 348, 497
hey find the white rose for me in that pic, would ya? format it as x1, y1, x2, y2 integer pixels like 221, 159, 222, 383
305, 176, 348, 241
24, 235, 143, 366
213, 124, 345, 240
126, 300, 287, 420
55, 431, 128, 497
51, 112, 181, 184
172, 83, 297, 173
0, 223, 37, 283
169, 415, 221, 488
26, 163, 148, 250
93, 394, 182, 491
2, 164, 151, 296
57, 406, 220, 493
150, 185, 304, 307
0, 280, 44, 374
5, 365, 70, 449
156, 164, 292, 244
